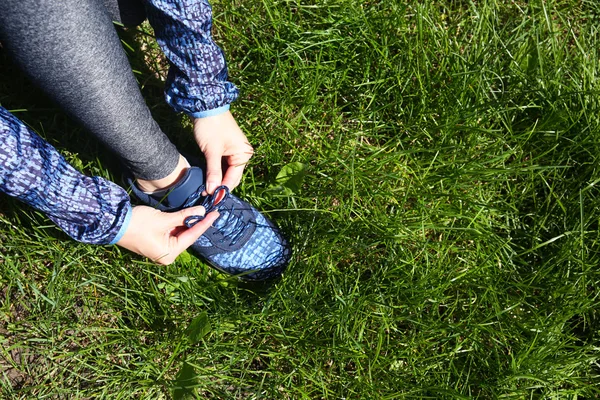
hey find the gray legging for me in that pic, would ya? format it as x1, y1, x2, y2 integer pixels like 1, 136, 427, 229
0, 0, 180, 180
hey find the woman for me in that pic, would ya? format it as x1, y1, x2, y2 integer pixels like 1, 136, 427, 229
0, 0, 290, 280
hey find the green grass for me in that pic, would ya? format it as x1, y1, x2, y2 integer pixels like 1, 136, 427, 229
2, 0, 600, 397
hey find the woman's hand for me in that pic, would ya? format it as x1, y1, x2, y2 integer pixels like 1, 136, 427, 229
193, 110, 254, 194
116, 205, 219, 265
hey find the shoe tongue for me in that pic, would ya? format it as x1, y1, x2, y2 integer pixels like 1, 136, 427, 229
212, 189, 227, 205
150, 167, 205, 209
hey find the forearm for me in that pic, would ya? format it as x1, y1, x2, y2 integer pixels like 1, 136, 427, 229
145, 0, 239, 117
0, 107, 131, 245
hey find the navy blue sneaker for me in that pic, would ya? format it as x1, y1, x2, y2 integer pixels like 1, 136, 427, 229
129, 167, 291, 280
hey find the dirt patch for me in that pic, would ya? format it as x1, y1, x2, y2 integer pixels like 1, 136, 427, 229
0, 346, 40, 390
0, 284, 40, 390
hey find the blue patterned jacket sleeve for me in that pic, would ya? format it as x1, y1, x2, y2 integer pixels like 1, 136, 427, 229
0, 107, 132, 245
146, 0, 239, 118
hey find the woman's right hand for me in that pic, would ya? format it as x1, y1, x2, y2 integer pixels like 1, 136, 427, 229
116, 205, 219, 265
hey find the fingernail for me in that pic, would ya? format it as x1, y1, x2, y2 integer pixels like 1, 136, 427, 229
195, 206, 206, 216
184, 215, 204, 227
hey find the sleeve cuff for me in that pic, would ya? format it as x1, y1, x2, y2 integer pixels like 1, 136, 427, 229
108, 203, 133, 245
188, 104, 230, 119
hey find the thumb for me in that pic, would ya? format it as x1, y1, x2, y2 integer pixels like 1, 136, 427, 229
174, 210, 220, 252
172, 205, 206, 224
204, 150, 223, 195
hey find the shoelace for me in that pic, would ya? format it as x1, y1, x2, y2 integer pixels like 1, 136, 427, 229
184, 186, 248, 246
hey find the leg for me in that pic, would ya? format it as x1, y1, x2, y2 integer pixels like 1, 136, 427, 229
0, 0, 183, 186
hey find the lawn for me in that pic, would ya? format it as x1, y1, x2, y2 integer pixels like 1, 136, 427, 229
1, 0, 600, 398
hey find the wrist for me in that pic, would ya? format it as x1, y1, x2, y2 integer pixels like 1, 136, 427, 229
109, 203, 133, 245
190, 104, 230, 119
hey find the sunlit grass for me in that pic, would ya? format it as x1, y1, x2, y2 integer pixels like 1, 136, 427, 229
1, 0, 599, 398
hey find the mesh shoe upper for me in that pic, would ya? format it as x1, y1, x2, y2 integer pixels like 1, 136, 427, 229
129, 167, 291, 280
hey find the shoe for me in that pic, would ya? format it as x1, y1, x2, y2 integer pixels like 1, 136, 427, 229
129, 167, 291, 280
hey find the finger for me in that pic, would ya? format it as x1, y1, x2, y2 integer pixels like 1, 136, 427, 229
204, 150, 223, 195
174, 211, 220, 252
221, 160, 245, 191
154, 252, 175, 266
155, 207, 211, 265
170, 205, 206, 225
221, 147, 253, 191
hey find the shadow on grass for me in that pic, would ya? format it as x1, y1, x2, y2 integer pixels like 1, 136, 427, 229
0, 24, 197, 241
496, 92, 600, 349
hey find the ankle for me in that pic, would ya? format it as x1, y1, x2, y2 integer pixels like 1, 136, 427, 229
136, 155, 190, 193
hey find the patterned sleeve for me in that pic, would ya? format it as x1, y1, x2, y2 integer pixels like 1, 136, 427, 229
0, 107, 132, 245
146, 0, 239, 118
